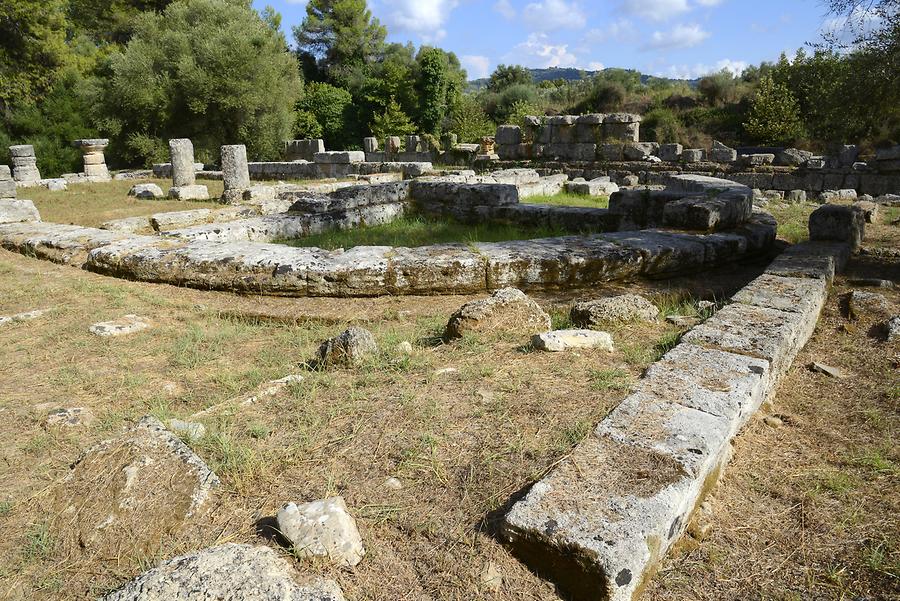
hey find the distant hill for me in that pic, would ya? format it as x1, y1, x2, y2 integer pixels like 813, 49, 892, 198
468, 66, 700, 90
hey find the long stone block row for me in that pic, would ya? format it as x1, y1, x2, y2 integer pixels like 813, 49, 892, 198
500, 241, 838, 601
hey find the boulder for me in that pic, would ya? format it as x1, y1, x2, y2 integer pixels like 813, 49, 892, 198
276, 497, 365, 567
809, 204, 865, 251
53, 416, 219, 559
317, 326, 378, 366
128, 183, 165, 199
169, 184, 210, 200
848, 290, 892, 320
102, 544, 345, 601
444, 288, 551, 339
571, 294, 659, 327
709, 140, 737, 163
777, 148, 813, 166
853, 200, 879, 223
839, 144, 859, 166
532, 329, 614, 352
0, 199, 40, 224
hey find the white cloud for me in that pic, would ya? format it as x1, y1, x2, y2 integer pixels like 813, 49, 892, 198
461, 55, 492, 79
585, 61, 606, 71
382, 0, 459, 42
522, 0, 586, 31
656, 58, 748, 79
493, 0, 517, 19
620, 0, 689, 21
504, 33, 579, 68
644, 23, 710, 50
694, 0, 723, 6
586, 18, 636, 43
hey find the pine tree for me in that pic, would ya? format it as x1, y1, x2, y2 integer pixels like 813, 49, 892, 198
369, 97, 415, 140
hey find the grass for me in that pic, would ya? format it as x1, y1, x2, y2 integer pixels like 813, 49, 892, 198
766, 201, 815, 244
28, 178, 221, 227
276, 214, 568, 250
522, 192, 610, 209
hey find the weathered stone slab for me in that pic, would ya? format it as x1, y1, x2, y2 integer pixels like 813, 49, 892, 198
683, 301, 823, 380
313, 151, 365, 164
102, 544, 345, 601
445, 287, 550, 339
89, 314, 152, 337
571, 294, 659, 326
532, 329, 614, 352
0, 222, 157, 265
764, 241, 850, 283
169, 139, 196, 186
662, 192, 751, 231
128, 183, 165, 199
732, 273, 828, 315
0, 199, 40, 223
600, 231, 706, 276
809, 204, 865, 251
53, 416, 219, 559
169, 184, 210, 200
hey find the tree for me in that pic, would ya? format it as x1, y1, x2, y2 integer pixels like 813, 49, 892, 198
698, 70, 737, 106
582, 81, 626, 112
743, 76, 804, 145
415, 47, 449, 135
450, 95, 494, 143
0, 0, 70, 113
293, 0, 386, 85
296, 82, 354, 149
68, 0, 175, 45
486, 64, 533, 92
369, 96, 415, 140
99, 0, 301, 165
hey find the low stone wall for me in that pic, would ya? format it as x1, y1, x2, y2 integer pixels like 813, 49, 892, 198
501, 238, 849, 601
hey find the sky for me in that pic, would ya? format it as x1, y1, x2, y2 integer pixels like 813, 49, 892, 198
252, 0, 849, 81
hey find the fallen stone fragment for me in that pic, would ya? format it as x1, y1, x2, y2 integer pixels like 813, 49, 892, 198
167, 419, 206, 440
317, 326, 378, 366
46, 407, 94, 427
433, 367, 459, 377
0, 308, 49, 326
849, 278, 894, 289
89, 314, 151, 337
0, 199, 41, 224
763, 415, 784, 428
169, 184, 210, 200
53, 416, 219, 558
276, 497, 365, 568
383, 477, 403, 490
128, 183, 165, 199
848, 290, 892, 320
532, 329, 614, 352
395, 341, 413, 355
45, 178, 67, 192
810, 362, 849, 379
190, 374, 304, 418
666, 315, 701, 328
884, 316, 900, 342
445, 288, 551, 339
101, 543, 345, 601
571, 294, 659, 327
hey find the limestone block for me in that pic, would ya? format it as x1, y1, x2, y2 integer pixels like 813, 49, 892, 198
532, 329, 614, 352
44, 178, 67, 191
662, 192, 752, 231
0, 178, 16, 199
128, 183, 165, 199
313, 151, 365, 164
658, 143, 683, 162
571, 294, 659, 326
169, 138, 196, 186
839, 144, 859, 166
777, 148, 813, 166
599, 143, 624, 161
53, 416, 219, 558
362, 137, 378, 153
496, 125, 523, 146
876, 145, 900, 161
9, 144, 35, 158
89, 314, 151, 336
385, 136, 402, 156
221, 144, 250, 193
733, 273, 828, 315
445, 287, 551, 339
102, 544, 345, 601
786, 189, 807, 203
738, 153, 775, 167
276, 497, 365, 568
169, 184, 210, 200
317, 326, 378, 366
682, 148, 704, 163
809, 204, 865, 251
622, 142, 656, 161
709, 140, 737, 163
0, 199, 40, 223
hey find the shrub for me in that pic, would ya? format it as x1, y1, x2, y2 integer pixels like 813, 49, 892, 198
583, 81, 626, 112
369, 96, 416, 140
642, 108, 683, 143
293, 110, 323, 140
297, 82, 353, 148
450, 95, 495, 143
743, 76, 804, 145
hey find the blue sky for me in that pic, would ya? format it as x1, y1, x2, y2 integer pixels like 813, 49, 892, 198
253, 0, 846, 80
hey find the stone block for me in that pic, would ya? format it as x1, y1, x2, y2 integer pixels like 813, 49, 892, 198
809, 204, 865, 251
662, 192, 752, 231
682, 148, 704, 163
622, 142, 656, 161
839, 144, 859, 166
0, 199, 40, 223
786, 189, 807, 203
532, 329, 614, 352
363, 137, 379, 153
599, 143, 624, 161
168, 138, 196, 186
0, 179, 16, 199
8, 144, 35, 158
658, 143, 683, 162
739, 153, 775, 167
875, 145, 900, 161
777, 148, 813, 166
169, 184, 210, 201
709, 140, 736, 163
276, 497, 365, 567
220, 144, 250, 194
496, 125, 523, 146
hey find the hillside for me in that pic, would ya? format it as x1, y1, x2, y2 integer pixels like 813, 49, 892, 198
469, 66, 700, 89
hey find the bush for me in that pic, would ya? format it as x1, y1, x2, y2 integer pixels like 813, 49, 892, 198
743, 75, 804, 145
293, 110, 323, 140
450, 95, 495, 143
642, 108, 683, 143
369, 96, 415, 140
99, 0, 301, 166
582, 81, 626, 112
493, 84, 538, 123
297, 82, 353, 148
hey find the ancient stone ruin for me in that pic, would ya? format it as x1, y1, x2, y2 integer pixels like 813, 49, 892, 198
73, 138, 111, 181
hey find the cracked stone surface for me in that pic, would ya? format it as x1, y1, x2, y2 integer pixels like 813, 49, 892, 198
89, 314, 151, 337
276, 497, 366, 567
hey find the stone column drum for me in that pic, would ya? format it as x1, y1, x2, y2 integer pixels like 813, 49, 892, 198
9, 145, 41, 184
169, 138, 196, 187
73, 139, 111, 181
220, 144, 250, 204
0, 165, 17, 199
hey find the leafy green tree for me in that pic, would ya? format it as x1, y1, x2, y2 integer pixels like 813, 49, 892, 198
99, 0, 301, 165
369, 96, 415, 140
486, 64, 533, 92
293, 0, 386, 85
743, 75, 804, 145
415, 47, 449, 135
450, 95, 494, 143
698, 70, 737, 106
294, 110, 323, 139
68, 0, 175, 45
297, 82, 354, 148
0, 0, 70, 113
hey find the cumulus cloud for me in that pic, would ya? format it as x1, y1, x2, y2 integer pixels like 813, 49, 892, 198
694, 0, 723, 6
461, 55, 492, 79
586, 18, 637, 43
620, 0, 689, 21
382, 0, 459, 42
504, 33, 579, 68
493, 0, 517, 19
522, 0, 586, 31
644, 23, 710, 50
657, 58, 748, 79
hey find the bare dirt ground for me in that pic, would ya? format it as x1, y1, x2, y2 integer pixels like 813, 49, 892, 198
0, 184, 896, 600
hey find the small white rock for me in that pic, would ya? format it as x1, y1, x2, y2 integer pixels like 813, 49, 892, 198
167, 419, 206, 440
276, 497, 365, 567
480, 562, 503, 592
396, 341, 413, 355
383, 477, 403, 490
532, 329, 614, 352
434, 367, 459, 376
46, 407, 94, 427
